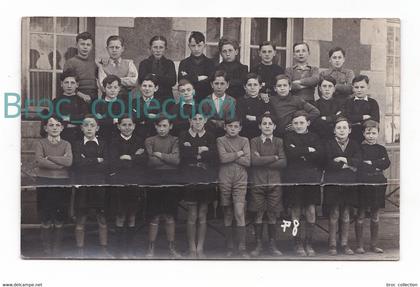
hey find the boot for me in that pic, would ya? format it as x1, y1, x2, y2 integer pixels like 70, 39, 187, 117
305, 223, 316, 257
145, 241, 155, 258
341, 220, 354, 255
145, 223, 159, 258
168, 241, 182, 259
40, 226, 52, 256
268, 224, 282, 256
186, 223, 197, 258
355, 221, 365, 254
52, 226, 64, 256
224, 226, 234, 257
370, 221, 383, 253
250, 224, 263, 257
237, 226, 249, 258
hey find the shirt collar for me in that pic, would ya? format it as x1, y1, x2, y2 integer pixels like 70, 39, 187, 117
212, 93, 226, 102
335, 137, 349, 147
143, 95, 154, 102
189, 128, 206, 138
120, 134, 132, 141
47, 135, 61, 144
83, 136, 99, 145
105, 96, 117, 102
293, 63, 311, 70
261, 134, 273, 143
110, 57, 122, 65
354, 95, 369, 101
362, 139, 377, 145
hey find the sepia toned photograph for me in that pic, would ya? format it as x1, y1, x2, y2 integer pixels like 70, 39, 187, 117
20, 17, 400, 260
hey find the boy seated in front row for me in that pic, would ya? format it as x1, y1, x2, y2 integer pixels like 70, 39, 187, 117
355, 120, 390, 254
313, 76, 343, 140
63, 32, 97, 102
200, 70, 237, 138
249, 112, 286, 257
144, 116, 182, 258
343, 74, 380, 143
269, 74, 320, 137
108, 115, 148, 258
217, 117, 250, 258
72, 115, 110, 257
284, 111, 324, 257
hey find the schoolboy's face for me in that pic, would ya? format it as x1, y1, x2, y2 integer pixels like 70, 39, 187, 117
274, 79, 291, 97
329, 51, 345, 69
259, 117, 276, 136
61, 76, 79, 95
352, 80, 369, 98
211, 76, 229, 97
179, 83, 195, 102
224, 121, 242, 137
155, 119, 172, 137
105, 80, 121, 99
292, 116, 310, 134
244, 78, 261, 97
188, 38, 205, 57
107, 40, 124, 60
319, 80, 336, 100
81, 118, 99, 139
334, 121, 351, 140
363, 127, 379, 144
151, 40, 166, 59
190, 114, 207, 132
293, 44, 309, 63
140, 80, 158, 98
44, 118, 64, 138
76, 39, 93, 58
118, 118, 135, 137
259, 45, 276, 64
221, 44, 238, 62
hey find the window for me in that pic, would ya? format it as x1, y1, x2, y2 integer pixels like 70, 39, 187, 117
385, 20, 400, 144
22, 17, 87, 108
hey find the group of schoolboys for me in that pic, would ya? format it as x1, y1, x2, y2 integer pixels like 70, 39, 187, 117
34, 30, 389, 259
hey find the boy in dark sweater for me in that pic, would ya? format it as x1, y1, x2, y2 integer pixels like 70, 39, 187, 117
251, 41, 284, 99
249, 113, 287, 257
324, 117, 362, 255
237, 73, 270, 139
217, 117, 250, 258
343, 75, 380, 143
215, 38, 248, 100
108, 115, 148, 258
63, 32, 97, 102
270, 74, 320, 137
178, 31, 215, 102
313, 76, 343, 140
72, 115, 110, 257
284, 111, 324, 256
53, 70, 89, 144
355, 120, 390, 254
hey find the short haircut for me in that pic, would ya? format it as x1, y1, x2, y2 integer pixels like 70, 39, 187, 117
40, 112, 64, 137
328, 46, 346, 58
106, 35, 125, 47
218, 37, 239, 51
76, 32, 93, 43
319, 75, 337, 86
140, 73, 159, 86
210, 70, 230, 83
245, 73, 262, 85
292, 110, 310, 121
117, 114, 135, 124
293, 42, 310, 53
334, 116, 351, 127
149, 35, 168, 47
82, 114, 99, 125
352, 74, 370, 85
224, 116, 242, 125
102, 75, 121, 88
258, 111, 275, 125
363, 119, 380, 131
274, 74, 291, 85
155, 114, 171, 125
259, 41, 276, 51
189, 31, 205, 44
60, 69, 79, 82
178, 78, 194, 89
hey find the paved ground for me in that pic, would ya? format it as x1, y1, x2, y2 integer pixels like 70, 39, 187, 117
21, 211, 399, 261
